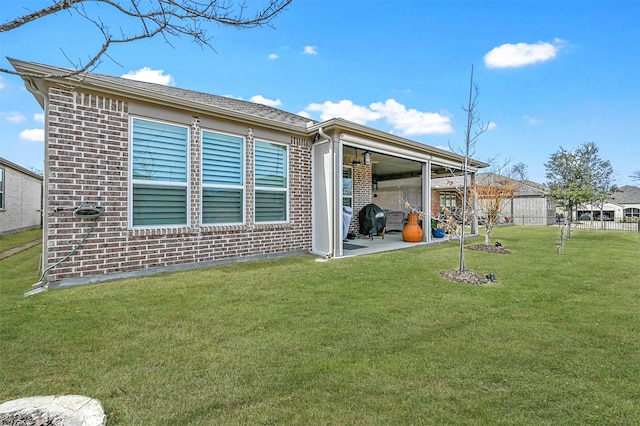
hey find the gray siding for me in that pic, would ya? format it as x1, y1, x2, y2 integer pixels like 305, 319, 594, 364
510, 197, 556, 226
0, 162, 42, 235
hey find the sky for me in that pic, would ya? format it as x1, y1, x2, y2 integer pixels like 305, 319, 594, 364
1, 0, 639, 186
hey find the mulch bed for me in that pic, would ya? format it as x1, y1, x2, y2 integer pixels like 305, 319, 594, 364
439, 269, 491, 285
465, 244, 511, 254
439, 243, 510, 285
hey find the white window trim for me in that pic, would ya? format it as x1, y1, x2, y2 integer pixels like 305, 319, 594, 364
200, 128, 246, 226
254, 139, 289, 224
343, 165, 353, 208
128, 116, 191, 229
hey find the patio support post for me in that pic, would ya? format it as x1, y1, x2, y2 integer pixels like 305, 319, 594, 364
422, 161, 430, 242
333, 137, 344, 258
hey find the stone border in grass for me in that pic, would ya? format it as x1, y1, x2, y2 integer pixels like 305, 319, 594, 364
0, 239, 41, 260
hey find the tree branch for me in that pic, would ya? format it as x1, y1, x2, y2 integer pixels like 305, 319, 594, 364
3, 0, 293, 78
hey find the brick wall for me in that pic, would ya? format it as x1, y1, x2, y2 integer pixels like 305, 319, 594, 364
431, 189, 441, 215
45, 87, 312, 285
349, 164, 372, 234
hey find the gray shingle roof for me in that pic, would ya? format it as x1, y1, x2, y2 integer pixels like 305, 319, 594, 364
609, 185, 640, 204
92, 72, 317, 128
431, 173, 548, 197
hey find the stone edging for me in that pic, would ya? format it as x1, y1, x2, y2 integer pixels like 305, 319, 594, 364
0, 239, 41, 261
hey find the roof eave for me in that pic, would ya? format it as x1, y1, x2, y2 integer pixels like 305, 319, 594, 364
9, 58, 310, 136
0, 156, 43, 180
308, 118, 490, 170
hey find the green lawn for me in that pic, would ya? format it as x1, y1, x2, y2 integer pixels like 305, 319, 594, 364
0, 227, 41, 253
1, 227, 638, 425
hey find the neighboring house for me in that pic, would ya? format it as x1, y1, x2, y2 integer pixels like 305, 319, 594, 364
11, 58, 487, 288
431, 173, 557, 226
510, 178, 557, 226
578, 185, 640, 222
0, 157, 42, 236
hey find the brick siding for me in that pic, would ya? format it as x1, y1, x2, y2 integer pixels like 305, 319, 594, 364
45, 87, 312, 284
349, 164, 372, 234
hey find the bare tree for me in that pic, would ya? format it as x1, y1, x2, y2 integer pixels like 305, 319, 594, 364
455, 65, 491, 272
510, 162, 529, 181
471, 174, 520, 245
1, 0, 292, 78
631, 170, 640, 183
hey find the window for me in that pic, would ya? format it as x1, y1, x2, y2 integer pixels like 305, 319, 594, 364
254, 140, 288, 222
131, 118, 189, 227
624, 207, 639, 219
343, 166, 353, 207
0, 168, 4, 209
202, 130, 244, 224
440, 192, 457, 209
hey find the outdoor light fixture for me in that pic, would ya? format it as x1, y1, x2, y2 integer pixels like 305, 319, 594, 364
352, 149, 361, 167
364, 151, 371, 166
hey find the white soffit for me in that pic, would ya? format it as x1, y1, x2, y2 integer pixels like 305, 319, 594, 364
339, 133, 432, 163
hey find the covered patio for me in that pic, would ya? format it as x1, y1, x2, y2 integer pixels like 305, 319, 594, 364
309, 118, 488, 259
339, 230, 454, 257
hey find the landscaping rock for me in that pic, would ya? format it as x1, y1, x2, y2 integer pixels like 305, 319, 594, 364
0, 395, 106, 426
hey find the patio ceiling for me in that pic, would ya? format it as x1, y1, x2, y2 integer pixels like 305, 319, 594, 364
344, 146, 462, 182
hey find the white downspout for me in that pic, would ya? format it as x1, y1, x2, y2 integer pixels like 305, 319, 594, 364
23, 78, 49, 291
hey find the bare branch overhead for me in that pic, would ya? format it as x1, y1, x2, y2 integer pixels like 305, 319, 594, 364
1, 0, 293, 78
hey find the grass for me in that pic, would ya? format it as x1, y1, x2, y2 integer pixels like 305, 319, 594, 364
0, 228, 41, 253
1, 226, 638, 425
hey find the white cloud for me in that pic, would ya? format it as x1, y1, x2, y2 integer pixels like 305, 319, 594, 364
305, 100, 381, 124
303, 45, 317, 55
3, 112, 26, 123
249, 95, 282, 107
370, 99, 453, 135
19, 128, 44, 142
487, 121, 497, 130
523, 115, 542, 124
34, 113, 45, 123
484, 39, 564, 68
303, 99, 454, 136
121, 67, 175, 85
0, 76, 4, 90
268, 53, 279, 60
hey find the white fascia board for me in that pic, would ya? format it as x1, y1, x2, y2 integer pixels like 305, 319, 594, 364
309, 118, 488, 170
